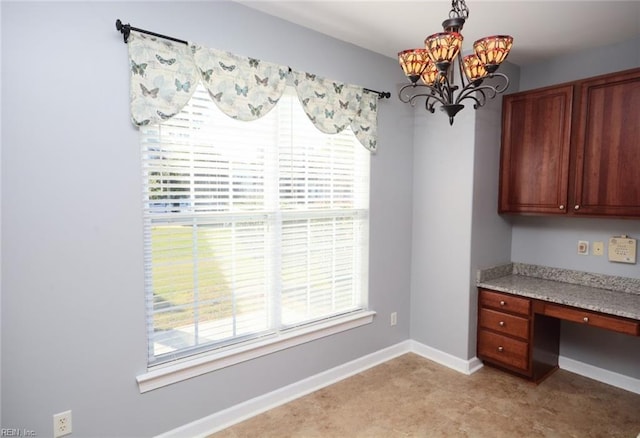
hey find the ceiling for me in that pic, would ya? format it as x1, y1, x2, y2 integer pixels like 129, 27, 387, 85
237, 1, 640, 67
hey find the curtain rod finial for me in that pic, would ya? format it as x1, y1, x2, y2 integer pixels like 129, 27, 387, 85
115, 19, 131, 43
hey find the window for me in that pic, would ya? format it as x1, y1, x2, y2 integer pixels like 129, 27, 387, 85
141, 85, 370, 367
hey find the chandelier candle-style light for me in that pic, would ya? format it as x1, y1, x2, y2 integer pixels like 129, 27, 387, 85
398, 0, 513, 125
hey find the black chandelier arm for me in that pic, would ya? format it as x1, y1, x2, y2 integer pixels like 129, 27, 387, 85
425, 97, 437, 113
459, 87, 487, 110
435, 77, 455, 105
454, 80, 490, 107
454, 72, 510, 107
398, 84, 451, 108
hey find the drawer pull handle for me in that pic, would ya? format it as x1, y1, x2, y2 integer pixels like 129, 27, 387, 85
500, 300, 506, 306
559, 205, 564, 210
499, 321, 505, 327
497, 346, 504, 353
583, 316, 589, 323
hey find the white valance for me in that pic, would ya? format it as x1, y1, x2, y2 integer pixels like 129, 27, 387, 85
127, 31, 378, 152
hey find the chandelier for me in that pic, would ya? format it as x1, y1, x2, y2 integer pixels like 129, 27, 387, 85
398, 0, 513, 125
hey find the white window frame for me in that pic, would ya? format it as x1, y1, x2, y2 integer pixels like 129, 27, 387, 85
136, 85, 374, 392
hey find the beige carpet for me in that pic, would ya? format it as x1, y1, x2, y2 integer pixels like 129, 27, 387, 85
211, 353, 640, 437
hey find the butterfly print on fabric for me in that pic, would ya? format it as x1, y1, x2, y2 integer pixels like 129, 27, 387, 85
305, 73, 316, 80
315, 92, 326, 98
134, 118, 151, 126
175, 79, 191, 92
155, 54, 176, 65
235, 84, 248, 96
254, 75, 268, 86
268, 97, 279, 105
210, 91, 223, 102
248, 104, 263, 117
339, 100, 349, 109
248, 58, 260, 68
131, 61, 147, 77
325, 109, 335, 119
157, 110, 176, 120
200, 69, 213, 81
219, 62, 236, 72
333, 83, 344, 93
140, 84, 159, 98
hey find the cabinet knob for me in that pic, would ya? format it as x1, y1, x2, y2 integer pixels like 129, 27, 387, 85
574, 205, 580, 210
500, 300, 506, 306
583, 316, 589, 323
497, 346, 504, 352
559, 205, 565, 210
499, 321, 505, 327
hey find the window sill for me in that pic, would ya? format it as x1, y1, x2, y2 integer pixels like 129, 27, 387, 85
136, 310, 376, 393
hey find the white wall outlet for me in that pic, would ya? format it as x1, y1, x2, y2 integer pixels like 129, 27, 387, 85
577, 240, 589, 255
593, 241, 604, 256
390, 312, 397, 326
53, 410, 72, 438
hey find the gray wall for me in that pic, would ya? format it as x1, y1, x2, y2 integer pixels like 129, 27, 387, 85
513, 37, 640, 378
410, 62, 519, 360
0, 2, 413, 436
410, 99, 477, 358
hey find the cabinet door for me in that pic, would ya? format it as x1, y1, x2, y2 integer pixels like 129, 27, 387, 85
572, 68, 640, 217
499, 85, 573, 214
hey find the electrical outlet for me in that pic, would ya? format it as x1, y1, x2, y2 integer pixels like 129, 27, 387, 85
390, 312, 397, 326
53, 410, 72, 438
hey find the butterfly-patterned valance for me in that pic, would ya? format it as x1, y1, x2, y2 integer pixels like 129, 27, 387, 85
127, 31, 378, 152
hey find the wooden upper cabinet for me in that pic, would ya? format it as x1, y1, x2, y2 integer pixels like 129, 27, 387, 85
572, 69, 640, 217
499, 85, 573, 214
499, 67, 640, 218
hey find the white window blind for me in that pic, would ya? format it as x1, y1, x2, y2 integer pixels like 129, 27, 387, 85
141, 84, 370, 366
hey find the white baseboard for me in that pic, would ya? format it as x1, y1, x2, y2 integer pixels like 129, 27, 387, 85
409, 340, 483, 375
559, 355, 640, 395
155, 341, 413, 438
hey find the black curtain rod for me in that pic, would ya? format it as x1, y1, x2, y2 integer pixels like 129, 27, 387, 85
115, 19, 391, 99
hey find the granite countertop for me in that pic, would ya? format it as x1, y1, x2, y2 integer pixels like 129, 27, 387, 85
476, 263, 640, 321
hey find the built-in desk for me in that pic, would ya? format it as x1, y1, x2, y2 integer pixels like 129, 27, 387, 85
476, 264, 640, 382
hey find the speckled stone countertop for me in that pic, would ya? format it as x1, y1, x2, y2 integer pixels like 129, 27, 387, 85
476, 263, 640, 321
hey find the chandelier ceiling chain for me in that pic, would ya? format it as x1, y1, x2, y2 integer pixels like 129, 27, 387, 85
397, 0, 513, 125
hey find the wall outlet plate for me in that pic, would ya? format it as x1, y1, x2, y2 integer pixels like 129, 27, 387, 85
53, 410, 72, 438
577, 240, 589, 255
593, 241, 604, 256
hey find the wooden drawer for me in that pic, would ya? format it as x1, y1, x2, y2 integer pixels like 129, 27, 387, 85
478, 329, 529, 371
479, 308, 529, 340
542, 303, 640, 336
479, 289, 531, 317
